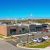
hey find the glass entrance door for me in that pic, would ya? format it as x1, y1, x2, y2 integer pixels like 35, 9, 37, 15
10, 29, 16, 35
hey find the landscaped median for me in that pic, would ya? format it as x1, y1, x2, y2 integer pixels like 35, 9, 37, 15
0, 35, 5, 40
0, 35, 15, 40
16, 40, 50, 49
17, 43, 43, 50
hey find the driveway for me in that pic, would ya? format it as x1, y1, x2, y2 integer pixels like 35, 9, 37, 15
0, 40, 36, 50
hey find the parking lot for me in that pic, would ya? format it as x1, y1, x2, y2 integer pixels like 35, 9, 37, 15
0, 40, 34, 50
0, 32, 50, 50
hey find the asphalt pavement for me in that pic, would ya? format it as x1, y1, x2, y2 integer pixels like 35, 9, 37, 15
1, 40, 49, 50
0, 40, 36, 50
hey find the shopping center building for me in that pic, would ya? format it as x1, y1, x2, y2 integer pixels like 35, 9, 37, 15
0, 23, 48, 36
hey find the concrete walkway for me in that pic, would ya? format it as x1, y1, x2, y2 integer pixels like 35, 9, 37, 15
40, 47, 50, 50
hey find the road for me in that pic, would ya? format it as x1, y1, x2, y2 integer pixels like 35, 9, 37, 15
0, 40, 38, 50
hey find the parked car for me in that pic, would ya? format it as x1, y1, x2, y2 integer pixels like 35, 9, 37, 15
32, 38, 45, 43
32, 38, 38, 42
42, 36, 49, 40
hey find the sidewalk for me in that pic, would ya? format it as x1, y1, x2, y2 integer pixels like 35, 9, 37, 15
40, 47, 50, 50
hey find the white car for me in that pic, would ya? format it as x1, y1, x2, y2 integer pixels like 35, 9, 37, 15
42, 36, 49, 40
32, 39, 38, 42
32, 38, 41, 42
32, 38, 45, 43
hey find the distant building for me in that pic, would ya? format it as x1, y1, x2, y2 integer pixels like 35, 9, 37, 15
0, 20, 16, 24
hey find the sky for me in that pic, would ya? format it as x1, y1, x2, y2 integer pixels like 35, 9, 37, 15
0, 0, 50, 19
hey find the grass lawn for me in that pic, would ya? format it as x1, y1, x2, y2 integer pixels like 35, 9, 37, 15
0, 35, 4, 38
25, 41, 50, 48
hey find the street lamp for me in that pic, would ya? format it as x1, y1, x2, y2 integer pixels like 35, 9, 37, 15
27, 33, 34, 43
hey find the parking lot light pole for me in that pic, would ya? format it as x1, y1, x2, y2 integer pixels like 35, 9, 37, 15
27, 23, 31, 43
